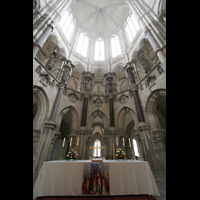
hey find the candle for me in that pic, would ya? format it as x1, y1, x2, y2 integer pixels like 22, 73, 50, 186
62, 138, 65, 147
70, 137, 72, 147
77, 137, 79, 146
123, 138, 125, 146
116, 137, 118, 146
129, 138, 131, 147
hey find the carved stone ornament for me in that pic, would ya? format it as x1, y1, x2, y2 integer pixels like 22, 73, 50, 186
68, 92, 79, 102
36, 66, 55, 87
145, 75, 156, 88
126, 67, 135, 84
118, 94, 128, 104
93, 97, 103, 107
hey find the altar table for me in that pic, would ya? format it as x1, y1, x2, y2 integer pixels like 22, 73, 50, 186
33, 160, 160, 199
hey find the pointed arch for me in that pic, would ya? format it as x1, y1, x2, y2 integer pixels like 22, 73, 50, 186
117, 106, 139, 131
56, 106, 79, 131
33, 85, 49, 129
145, 89, 166, 129
112, 63, 125, 73
87, 110, 109, 131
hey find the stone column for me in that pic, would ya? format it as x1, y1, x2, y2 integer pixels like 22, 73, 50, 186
124, 62, 159, 172
125, 62, 144, 122
77, 126, 87, 159
126, 0, 166, 72
33, 23, 54, 59
33, 0, 73, 59
81, 93, 89, 126
33, 60, 74, 173
78, 72, 93, 159
109, 95, 115, 127
105, 72, 117, 159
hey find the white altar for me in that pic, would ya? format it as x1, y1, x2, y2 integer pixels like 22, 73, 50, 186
33, 160, 160, 199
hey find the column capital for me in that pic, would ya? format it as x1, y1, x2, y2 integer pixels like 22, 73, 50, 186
108, 127, 117, 134
77, 126, 87, 134
130, 83, 138, 91
45, 120, 57, 129
47, 22, 54, 31
138, 121, 150, 131
108, 93, 114, 99
144, 28, 151, 35
83, 91, 90, 98
59, 82, 66, 89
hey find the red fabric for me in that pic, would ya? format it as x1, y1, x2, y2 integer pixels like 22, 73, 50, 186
36, 195, 157, 200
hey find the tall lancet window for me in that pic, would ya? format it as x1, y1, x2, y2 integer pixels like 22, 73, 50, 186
124, 12, 140, 44
111, 34, 121, 58
133, 139, 139, 157
59, 8, 75, 42
76, 32, 89, 57
93, 139, 101, 157
94, 38, 105, 61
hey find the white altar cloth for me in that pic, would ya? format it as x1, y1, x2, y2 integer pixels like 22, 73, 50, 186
33, 160, 160, 199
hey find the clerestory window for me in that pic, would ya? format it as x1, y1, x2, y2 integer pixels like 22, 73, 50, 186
76, 32, 89, 57
59, 9, 75, 42
94, 38, 105, 61
124, 12, 140, 44
111, 34, 121, 58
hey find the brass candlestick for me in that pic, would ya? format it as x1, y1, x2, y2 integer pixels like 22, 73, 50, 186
59, 147, 64, 160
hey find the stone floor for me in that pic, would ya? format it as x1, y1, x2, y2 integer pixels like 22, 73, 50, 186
154, 175, 166, 200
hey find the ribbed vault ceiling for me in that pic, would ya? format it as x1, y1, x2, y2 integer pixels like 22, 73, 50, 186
71, 0, 129, 39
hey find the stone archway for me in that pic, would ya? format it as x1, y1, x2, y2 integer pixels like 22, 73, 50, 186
50, 106, 79, 160
87, 110, 109, 134
33, 85, 49, 130
33, 85, 49, 158
145, 89, 166, 129
85, 110, 109, 159
116, 107, 140, 159
57, 106, 79, 132
145, 89, 166, 172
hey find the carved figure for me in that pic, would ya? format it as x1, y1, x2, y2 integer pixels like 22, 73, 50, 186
85, 77, 91, 92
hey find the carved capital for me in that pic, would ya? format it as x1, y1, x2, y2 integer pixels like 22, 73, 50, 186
108, 127, 117, 134
130, 83, 138, 91
138, 121, 150, 131
45, 120, 57, 129
152, 128, 166, 143
78, 126, 87, 134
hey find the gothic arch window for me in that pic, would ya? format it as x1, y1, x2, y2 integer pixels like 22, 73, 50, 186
59, 8, 76, 42
76, 32, 89, 57
111, 34, 121, 58
132, 139, 139, 157
94, 38, 105, 61
93, 139, 101, 157
124, 12, 140, 44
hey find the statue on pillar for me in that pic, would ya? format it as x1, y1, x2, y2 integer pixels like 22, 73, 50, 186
83, 72, 93, 93
61, 60, 74, 84
105, 72, 115, 94
124, 62, 136, 90
138, 50, 152, 74
45, 47, 59, 71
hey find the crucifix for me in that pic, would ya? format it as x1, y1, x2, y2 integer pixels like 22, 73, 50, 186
90, 140, 104, 157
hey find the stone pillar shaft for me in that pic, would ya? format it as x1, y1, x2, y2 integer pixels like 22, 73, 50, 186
50, 83, 65, 121
33, 0, 72, 59
109, 98, 115, 127
132, 89, 145, 122
81, 97, 88, 126
127, 0, 166, 67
